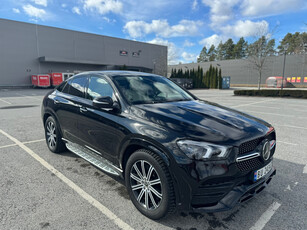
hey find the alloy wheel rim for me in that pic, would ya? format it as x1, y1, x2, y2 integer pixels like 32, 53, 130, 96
46, 121, 56, 149
130, 160, 162, 210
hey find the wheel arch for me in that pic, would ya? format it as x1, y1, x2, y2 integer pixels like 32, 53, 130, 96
120, 138, 171, 175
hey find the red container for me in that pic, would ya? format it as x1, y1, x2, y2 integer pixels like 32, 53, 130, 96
49, 73, 64, 86
31, 74, 50, 87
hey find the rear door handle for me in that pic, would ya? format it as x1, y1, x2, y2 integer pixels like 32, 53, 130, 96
80, 107, 87, 113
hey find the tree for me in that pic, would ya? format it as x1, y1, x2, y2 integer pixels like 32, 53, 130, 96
208, 45, 216, 61
278, 32, 307, 54
216, 42, 225, 60
197, 47, 208, 63
224, 39, 235, 60
247, 35, 276, 90
234, 37, 248, 59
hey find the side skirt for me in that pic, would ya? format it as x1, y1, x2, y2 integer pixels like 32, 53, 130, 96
63, 139, 123, 177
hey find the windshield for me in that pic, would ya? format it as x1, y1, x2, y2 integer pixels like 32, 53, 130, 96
113, 75, 194, 105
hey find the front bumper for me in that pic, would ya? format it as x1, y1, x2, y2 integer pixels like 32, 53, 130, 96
192, 167, 276, 212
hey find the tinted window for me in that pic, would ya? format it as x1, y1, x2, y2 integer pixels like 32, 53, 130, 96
87, 77, 114, 100
113, 75, 193, 105
61, 80, 70, 94
56, 81, 67, 92
65, 77, 87, 97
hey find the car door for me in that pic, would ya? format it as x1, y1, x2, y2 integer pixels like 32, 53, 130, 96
54, 75, 88, 144
77, 75, 125, 164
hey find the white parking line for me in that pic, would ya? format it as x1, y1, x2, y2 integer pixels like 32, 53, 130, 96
249, 201, 281, 230
0, 143, 17, 149
232, 99, 277, 108
0, 129, 133, 230
0, 139, 45, 149
0, 98, 12, 105
276, 141, 298, 146
303, 165, 307, 174
23, 139, 45, 144
278, 125, 307, 130
16, 93, 42, 101
239, 110, 297, 118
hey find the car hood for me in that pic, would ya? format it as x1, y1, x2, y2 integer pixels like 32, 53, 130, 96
130, 100, 271, 145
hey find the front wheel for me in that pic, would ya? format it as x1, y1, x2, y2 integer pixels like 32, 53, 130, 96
125, 149, 175, 219
44, 116, 66, 153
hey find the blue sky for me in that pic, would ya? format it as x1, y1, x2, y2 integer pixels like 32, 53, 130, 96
1, 0, 307, 64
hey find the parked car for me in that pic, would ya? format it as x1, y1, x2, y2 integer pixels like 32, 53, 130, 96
42, 71, 276, 219
266, 76, 287, 88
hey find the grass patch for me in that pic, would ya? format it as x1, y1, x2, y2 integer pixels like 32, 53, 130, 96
234, 89, 307, 99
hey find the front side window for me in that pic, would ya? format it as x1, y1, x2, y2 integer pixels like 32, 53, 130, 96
113, 75, 194, 105
87, 76, 114, 100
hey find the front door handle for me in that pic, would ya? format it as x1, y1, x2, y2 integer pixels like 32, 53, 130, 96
80, 107, 87, 113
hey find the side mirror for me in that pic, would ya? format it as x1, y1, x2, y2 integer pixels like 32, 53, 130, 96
93, 96, 120, 111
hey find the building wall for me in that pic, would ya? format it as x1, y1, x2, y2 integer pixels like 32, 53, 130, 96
0, 18, 167, 86
168, 55, 307, 85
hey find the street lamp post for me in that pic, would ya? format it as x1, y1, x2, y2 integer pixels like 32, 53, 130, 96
281, 44, 288, 90
217, 64, 221, 89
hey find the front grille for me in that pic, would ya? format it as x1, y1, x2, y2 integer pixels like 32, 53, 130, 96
239, 138, 261, 155
236, 157, 263, 172
238, 131, 276, 155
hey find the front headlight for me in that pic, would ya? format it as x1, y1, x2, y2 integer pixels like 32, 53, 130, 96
177, 140, 231, 160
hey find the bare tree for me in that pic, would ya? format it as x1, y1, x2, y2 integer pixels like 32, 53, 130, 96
247, 26, 276, 90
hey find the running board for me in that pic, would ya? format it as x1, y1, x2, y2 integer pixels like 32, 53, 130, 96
64, 140, 122, 176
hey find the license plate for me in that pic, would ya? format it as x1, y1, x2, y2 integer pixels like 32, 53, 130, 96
254, 162, 272, 182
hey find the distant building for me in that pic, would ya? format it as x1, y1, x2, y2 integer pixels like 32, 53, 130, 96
0, 18, 167, 87
168, 55, 307, 87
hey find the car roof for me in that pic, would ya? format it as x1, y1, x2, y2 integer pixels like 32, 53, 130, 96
75, 71, 158, 79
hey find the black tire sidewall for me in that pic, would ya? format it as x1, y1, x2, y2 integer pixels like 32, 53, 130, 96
125, 150, 172, 220
44, 116, 64, 153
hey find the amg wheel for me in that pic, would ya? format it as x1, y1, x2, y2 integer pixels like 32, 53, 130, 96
44, 116, 66, 153
125, 149, 175, 219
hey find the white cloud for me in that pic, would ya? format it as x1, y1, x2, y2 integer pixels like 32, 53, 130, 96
192, 0, 198, 10
83, 0, 123, 15
124, 19, 203, 38
183, 40, 195, 47
181, 52, 198, 63
241, 0, 303, 17
61, 4, 67, 8
199, 34, 225, 48
23, 4, 47, 20
31, 0, 48, 7
202, 0, 240, 27
147, 38, 181, 65
13, 8, 20, 14
72, 7, 82, 15
221, 20, 269, 37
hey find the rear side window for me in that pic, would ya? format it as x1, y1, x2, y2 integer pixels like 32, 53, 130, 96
86, 77, 114, 100
56, 81, 67, 92
61, 77, 88, 98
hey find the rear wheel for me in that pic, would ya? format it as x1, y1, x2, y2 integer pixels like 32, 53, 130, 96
44, 116, 66, 153
125, 149, 175, 219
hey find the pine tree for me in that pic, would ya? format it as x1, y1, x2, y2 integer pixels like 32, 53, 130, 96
218, 68, 222, 89
197, 47, 208, 63
224, 39, 235, 60
208, 45, 216, 61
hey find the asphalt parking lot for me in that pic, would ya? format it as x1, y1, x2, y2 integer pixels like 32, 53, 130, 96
0, 88, 306, 230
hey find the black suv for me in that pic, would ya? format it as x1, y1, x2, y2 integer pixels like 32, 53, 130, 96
42, 71, 276, 219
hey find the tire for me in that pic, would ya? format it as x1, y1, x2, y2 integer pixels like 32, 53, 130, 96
44, 116, 66, 153
125, 149, 175, 220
